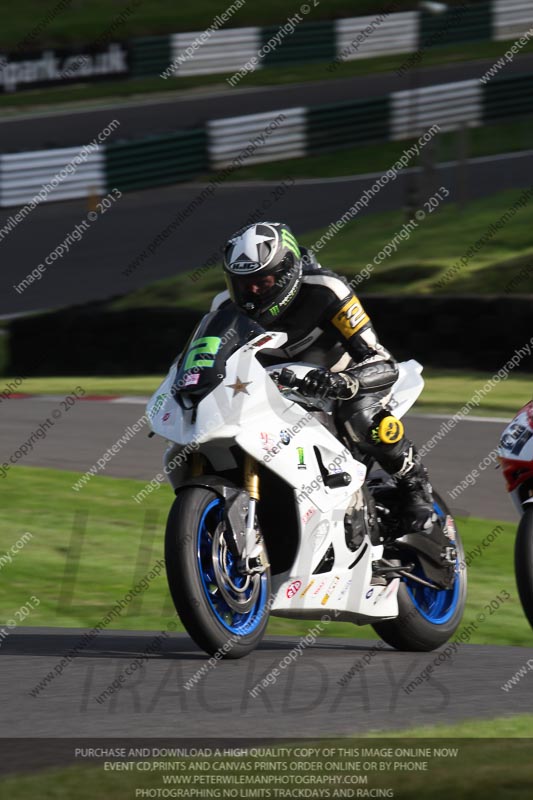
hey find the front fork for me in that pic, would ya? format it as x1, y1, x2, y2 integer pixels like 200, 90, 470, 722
242, 454, 269, 574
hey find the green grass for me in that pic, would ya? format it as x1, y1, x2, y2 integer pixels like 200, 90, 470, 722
2, 369, 531, 417
2, 375, 161, 397
108, 188, 533, 302
2, 38, 531, 111
414, 369, 532, 417
0, 465, 529, 645
2, 718, 533, 798
369, 715, 533, 737
0, 0, 487, 47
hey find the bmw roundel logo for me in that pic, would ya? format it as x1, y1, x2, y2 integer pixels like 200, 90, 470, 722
280, 430, 291, 445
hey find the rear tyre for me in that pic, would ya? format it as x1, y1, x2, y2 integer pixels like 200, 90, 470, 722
165, 486, 271, 658
514, 507, 533, 631
372, 493, 467, 651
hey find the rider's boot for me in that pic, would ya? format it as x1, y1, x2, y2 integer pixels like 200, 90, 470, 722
392, 445, 436, 534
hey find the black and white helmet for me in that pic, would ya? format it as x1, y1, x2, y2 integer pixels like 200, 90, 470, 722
223, 222, 303, 325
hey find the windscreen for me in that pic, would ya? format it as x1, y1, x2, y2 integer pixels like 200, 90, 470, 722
173, 306, 265, 406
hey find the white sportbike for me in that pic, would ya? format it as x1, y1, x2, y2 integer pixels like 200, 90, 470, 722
147, 305, 467, 658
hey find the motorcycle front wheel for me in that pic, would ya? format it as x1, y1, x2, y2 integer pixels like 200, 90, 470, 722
514, 507, 533, 631
372, 492, 467, 651
165, 486, 271, 658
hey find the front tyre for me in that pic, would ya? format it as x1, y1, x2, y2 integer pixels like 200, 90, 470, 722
165, 487, 271, 658
372, 493, 467, 651
514, 507, 533, 631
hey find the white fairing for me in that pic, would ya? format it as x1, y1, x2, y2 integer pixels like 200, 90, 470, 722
498, 401, 533, 516
147, 333, 426, 624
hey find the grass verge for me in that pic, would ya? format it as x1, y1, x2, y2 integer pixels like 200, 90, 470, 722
106, 188, 533, 300
0, 465, 528, 644
1, 369, 531, 416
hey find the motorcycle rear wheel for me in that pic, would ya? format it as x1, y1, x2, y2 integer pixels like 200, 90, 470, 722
514, 507, 533, 631
165, 486, 271, 658
372, 493, 467, 651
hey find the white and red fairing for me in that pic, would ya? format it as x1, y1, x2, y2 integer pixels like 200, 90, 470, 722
498, 400, 533, 514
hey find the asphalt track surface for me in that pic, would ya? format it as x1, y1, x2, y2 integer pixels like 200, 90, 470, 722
2, 55, 533, 151
1, 629, 533, 743
2, 149, 533, 316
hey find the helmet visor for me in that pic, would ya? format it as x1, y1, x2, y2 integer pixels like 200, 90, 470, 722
227, 253, 296, 315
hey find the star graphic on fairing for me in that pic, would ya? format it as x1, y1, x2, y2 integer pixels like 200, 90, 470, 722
226, 377, 252, 396
232, 231, 276, 266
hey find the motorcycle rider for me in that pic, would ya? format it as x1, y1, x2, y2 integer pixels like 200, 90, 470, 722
212, 221, 435, 534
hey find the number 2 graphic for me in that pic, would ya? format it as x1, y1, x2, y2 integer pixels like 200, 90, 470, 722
184, 336, 222, 371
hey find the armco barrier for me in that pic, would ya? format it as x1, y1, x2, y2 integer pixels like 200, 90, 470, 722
130, 35, 173, 78
260, 20, 336, 67
171, 27, 260, 76
207, 108, 306, 170
482, 72, 533, 121
334, 11, 417, 61
2, 68, 533, 207
1, 2, 532, 93
106, 129, 208, 192
7, 296, 533, 376
307, 97, 390, 152
419, 1, 492, 48
493, 0, 533, 41
0, 147, 105, 207
390, 79, 482, 140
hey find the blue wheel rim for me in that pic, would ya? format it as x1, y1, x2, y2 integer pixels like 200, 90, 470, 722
404, 501, 461, 625
197, 498, 268, 635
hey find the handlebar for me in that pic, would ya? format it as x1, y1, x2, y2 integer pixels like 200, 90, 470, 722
272, 367, 308, 393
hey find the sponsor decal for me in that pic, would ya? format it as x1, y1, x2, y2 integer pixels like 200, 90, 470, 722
365, 588, 374, 599
260, 432, 276, 451
331, 296, 369, 340
253, 335, 274, 348
321, 575, 340, 606
0, 45, 128, 93
300, 580, 315, 597
182, 372, 201, 387
286, 580, 302, 599
149, 392, 167, 418
501, 423, 533, 456
311, 520, 329, 552
226, 377, 252, 396
377, 415, 404, 444
337, 579, 352, 601
280, 430, 291, 446
297, 446, 307, 470
444, 515, 457, 541
162, 411, 174, 424
312, 580, 326, 596
301, 507, 316, 525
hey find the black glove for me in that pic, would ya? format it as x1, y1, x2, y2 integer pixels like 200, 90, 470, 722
301, 368, 359, 400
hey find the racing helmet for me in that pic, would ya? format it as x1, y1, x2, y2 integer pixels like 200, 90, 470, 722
223, 222, 303, 325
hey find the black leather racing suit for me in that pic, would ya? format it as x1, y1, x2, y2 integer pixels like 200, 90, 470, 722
211, 250, 423, 484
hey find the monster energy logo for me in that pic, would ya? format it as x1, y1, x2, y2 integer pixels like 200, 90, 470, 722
270, 305, 280, 316
281, 229, 301, 258
297, 447, 306, 469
